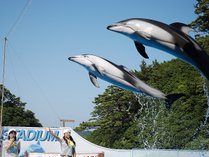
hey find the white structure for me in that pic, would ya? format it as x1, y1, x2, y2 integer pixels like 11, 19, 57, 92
1, 127, 208, 157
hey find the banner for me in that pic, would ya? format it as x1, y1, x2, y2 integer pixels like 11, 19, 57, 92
29, 153, 104, 157
2, 127, 104, 157
2, 127, 63, 157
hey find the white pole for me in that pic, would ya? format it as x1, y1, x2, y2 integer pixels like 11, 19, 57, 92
0, 37, 7, 157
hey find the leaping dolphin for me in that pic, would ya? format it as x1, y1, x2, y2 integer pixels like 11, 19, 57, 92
107, 18, 209, 80
68, 54, 183, 107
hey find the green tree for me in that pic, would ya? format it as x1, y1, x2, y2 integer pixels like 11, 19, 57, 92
190, 0, 209, 54
77, 87, 141, 148
0, 85, 42, 127
190, 0, 209, 33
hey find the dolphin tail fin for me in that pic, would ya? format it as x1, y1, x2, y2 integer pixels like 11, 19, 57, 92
183, 40, 209, 81
165, 93, 185, 110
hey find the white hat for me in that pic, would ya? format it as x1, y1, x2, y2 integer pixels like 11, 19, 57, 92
63, 129, 71, 134
8, 129, 16, 134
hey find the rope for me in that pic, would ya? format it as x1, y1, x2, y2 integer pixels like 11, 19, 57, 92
1, 0, 62, 127
6, 0, 33, 38
7, 40, 62, 124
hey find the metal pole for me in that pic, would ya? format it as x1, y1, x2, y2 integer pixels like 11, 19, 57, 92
0, 37, 7, 156
60, 119, 75, 127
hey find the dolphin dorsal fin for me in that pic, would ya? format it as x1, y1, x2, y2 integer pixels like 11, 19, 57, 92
170, 22, 194, 35
119, 65, 128, 71
134, 41, 149, 59
89, 72, 100, 88
119, 65, 136, 77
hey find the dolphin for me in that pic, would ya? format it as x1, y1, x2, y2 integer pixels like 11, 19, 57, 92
107, 18, 209, 80
19, 141, 45, 157
69, 54, 183, 107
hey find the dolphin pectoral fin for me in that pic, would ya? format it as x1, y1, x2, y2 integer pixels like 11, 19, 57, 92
134, 41, 149, 59
170, 22, 194, 35
89, 72, 100, 88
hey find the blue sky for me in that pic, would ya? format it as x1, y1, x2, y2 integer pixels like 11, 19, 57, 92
0, 0, 197, 127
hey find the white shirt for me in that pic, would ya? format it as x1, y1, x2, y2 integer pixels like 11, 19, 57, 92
3, 140, 20, 157
60, 139, 72, 156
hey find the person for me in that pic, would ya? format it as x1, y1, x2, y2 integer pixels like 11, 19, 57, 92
3, 129, 20, 157
47, 128, 76, 157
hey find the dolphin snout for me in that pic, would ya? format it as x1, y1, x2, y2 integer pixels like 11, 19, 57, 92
107, 25, 112, 30
68, 56, 76, 61
107, 24, 118, 30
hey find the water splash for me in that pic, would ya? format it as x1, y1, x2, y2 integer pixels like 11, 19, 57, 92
135, 94, 165, 149
133, 76, 209, 151
203, 79, 209, 125
181, 77, 209, 146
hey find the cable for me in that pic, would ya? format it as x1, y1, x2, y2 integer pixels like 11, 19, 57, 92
7, 40, 61, 124
6, 0, 33, 38
2, 0, 62, 126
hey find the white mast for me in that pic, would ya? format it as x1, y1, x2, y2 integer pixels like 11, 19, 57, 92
0, 37, 7, 156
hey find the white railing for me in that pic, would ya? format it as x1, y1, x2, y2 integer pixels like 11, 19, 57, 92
28, 150, 209, 157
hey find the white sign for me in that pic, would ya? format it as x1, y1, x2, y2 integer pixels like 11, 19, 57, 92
29, 153, 103, 157
29, 153, 60, 157
2, 127, 104, 157
2, 127, 63, 157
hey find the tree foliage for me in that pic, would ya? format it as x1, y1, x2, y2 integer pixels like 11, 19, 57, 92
0, 85, 42, 127
190, 0, 209, 33
83, 87, 141, 148
190, 0, 209, 55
